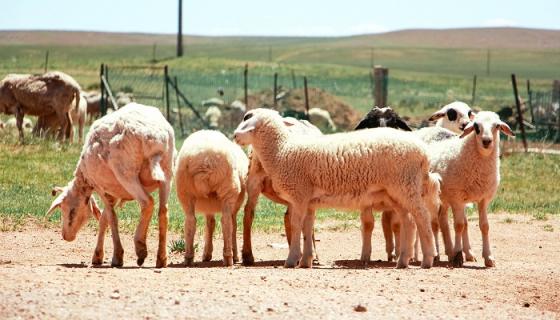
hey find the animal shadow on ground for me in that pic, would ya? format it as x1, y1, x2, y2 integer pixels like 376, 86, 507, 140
58, 263, 143, 270
332, 259, 454, 269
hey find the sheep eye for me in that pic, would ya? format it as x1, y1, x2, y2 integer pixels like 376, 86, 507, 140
474, 123, 480, 134
243, 113, 253, 121
446, 109, 457, 121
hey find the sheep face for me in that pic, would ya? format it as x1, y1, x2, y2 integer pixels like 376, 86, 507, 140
460, 111, 514, 156
234, 108, 281, 146
46, 187, 101, 241
355, 106, 412, 131
430, 101, 474, 134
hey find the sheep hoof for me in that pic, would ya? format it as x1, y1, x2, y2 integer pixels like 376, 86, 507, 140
434, 255, 440, 263
184, 257, 194, 267
396, 257, 409, 269
452, 252, 464, 268
242, 253, 255, 266
299, 256, 313, 268
284, 259, 298, 268
233, 255, 239, 264
156, 256, 167, 268
387, 253, 396, 262
92, 251, 103, 265
202, 253, 212, 262
111, 258, 123, 268
464, 251, 477, 262
223, 256, 234, 267
421, 256, 434, 269
484, 256, 496, 268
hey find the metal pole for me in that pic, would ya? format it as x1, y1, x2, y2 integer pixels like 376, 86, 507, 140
164, 65, 171, 123
177, 0, 183, 57
304, 76, 309, 118
527, 79, 534, 124
471, 75, 477, 106
511, 74, 528, 152
273, 72, 278, 108
174, 76, 184, 135
244, 63, 248, 108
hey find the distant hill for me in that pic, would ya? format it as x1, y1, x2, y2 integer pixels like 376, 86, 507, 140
1, 27, 559, 49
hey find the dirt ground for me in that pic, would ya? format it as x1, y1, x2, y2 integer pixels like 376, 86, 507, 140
1, 213, 559, 319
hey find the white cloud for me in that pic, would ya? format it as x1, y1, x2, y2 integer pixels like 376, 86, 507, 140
483, 18, 518, 27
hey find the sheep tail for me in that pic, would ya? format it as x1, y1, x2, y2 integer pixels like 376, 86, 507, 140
150, 154, 165, 182
74, 87, 81, 112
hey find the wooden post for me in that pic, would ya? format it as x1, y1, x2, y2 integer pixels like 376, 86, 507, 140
304, 76, 309, 118
100, 63, 106, 115
471, 75, 477, 106
177, 0, 183, 57
374, 66, 389, 107
527, 79, 534, 124
44, 50, 49, 73
291, 69, 296, 88
273, 72, 278, 108
511, 74, 528, 152
174, 76, 184, 135
164, 65, 171, 123
244, 63, 248, 108
553, 80, 560, 103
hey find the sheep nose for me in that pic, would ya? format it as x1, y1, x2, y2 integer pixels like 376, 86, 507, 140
482, 139, 492, 148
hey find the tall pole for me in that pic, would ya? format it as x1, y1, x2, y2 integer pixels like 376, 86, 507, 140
177, 0, 183, 57
471, 75, 477, 106
511, 74, 528, 152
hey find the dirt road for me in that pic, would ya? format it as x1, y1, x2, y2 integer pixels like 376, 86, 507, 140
1, 213, 559, 319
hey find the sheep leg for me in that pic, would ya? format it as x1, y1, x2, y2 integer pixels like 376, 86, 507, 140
181, 197, 196, 266
432, 218, 441, 262
382, 211, 396, 262
478, 199, 495, 267
359, 208, 374, 264
310, 209, 319, 263
92, 208, 109, 265
241, 189, 259, 265
392, 217, 401, 259
438, 204, 453, 259
299, 210, 316, 268
15, 105, 24, 142
202, 215, 215, 262
410, 203, 435, 269
155, 180, 170, 268
106, 206, 124, 267
396, 211, 415, 268
285, 204, 306, 268
412, 225, 419, 263
221, 202, 234, 267
231, 207, 240, 264
462, 214, 476, 262
78, 114, 84, 144
451, 203, 466, 267
284, 207, 292, 246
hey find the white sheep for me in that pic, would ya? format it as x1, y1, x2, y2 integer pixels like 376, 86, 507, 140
423, 111, 514, 267
429, 101, 474, 134
204, 106, 222, 129
308, 107, 337, 133
3, 117, 33, 132
46, 103, 175, 268
34, 91, 88, 143
234, 108, 438, 269
175, 130, 248, 267
242, 117, 322, 265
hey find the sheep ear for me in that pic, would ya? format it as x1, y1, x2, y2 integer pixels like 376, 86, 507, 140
46, 192, 66, 217
429, 109, 446, 121
51, 186, 65, 196
282, 117, 299, 127
354, 118, 369, 130
459, 122, 475, 138
498, 121, 515, 137
89, 196, 102, 221
396, 118, 412, 131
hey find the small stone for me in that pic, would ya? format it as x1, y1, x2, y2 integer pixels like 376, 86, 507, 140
538, 246, 542, 249
266, 307, 274, 312
420, 288, 425, 292
110, 292, 120, 300
523, 302, 530, 308
174, 300, 180, 305
260, 276, 267, 281
396, 277, 400, 280
354, 304, 367, 312
461, 294, 467, 298
284, 302, 288, 306
154, 270, 162, 273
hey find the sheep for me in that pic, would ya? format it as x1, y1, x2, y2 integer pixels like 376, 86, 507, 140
46, 103, 175, 268
204, 106, 222, 129
3, 117, 33, 132
234, 108, 438, 269
34, 91, 87, 143
423, 111, 514, 267
355, 106, 412, 131
429, 101, 474, 134
202, 97, 225, 108
308, 107, 337, 133
115, 92, 134, 108
242, 117, 322, 265
175, 130, 248, 267
0, 71, 80, 142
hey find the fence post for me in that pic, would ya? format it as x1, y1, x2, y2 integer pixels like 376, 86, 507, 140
374, 66, 388, 107
471, 75, 477, 106
291, 69, 296, 88
100, 63, 106, 115
304, 76, 309, 118
511, 74, 528, 152
44, 50, 49, 73
164, 65, 171, 123
527, 79, 534, 124
273, 72, 278, 108
554, 80, 560, 142
244, 63, 248, 108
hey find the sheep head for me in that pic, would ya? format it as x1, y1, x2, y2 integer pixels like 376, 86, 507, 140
355, 106, 412, 131
46, 184, 101, 241
459, 111, 514, 156
234, 108, 283, 145
429, 101, 474, 134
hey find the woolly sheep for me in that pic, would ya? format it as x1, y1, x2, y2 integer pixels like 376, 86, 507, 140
204, 106, 222, 129
308, 107, 337, 133
234, 108, 438, 269
34, 91, 87, 143
46, 103, 175, 268
355, 106, 412, 131
429, 101, 474, 134
0, 71, 81, 142
242, 117, 322, 265
175, 130, 248, 267
3, 117, 33, 132
424, 111, 514, 267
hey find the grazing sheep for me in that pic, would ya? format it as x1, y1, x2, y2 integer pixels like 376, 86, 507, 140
308, 107, 337, 133
234, 108, 438, 269
0, 71, 80, 141
175, 130, 248, 266
242, 117, 322, 265
425, 111, 514, 267
46, 103, 175, 268
34, 91, 88, 143
3, 117, 33, 132
204, 106, 222, 129
429, 101, 474, 134
355, 106, 412, 131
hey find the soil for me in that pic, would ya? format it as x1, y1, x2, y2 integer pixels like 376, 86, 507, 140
1, 213, 559, 319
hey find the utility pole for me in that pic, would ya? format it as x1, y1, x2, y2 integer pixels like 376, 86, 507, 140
177, 0, 183, 57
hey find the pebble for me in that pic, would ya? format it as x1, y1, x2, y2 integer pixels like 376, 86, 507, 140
354, 304, 367, 312
110, 292, 120, 300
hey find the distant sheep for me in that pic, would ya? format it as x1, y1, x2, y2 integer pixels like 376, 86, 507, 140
429, 101, 474, 134
355, 106, 412, 131
175, 130, 248, 266
204, 106, 222, 129
34, 91, 87, 143
308, 107, 337, 133
46, 103, 175, 268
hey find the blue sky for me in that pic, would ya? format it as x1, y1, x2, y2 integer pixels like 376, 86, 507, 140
1, 0, 559, 36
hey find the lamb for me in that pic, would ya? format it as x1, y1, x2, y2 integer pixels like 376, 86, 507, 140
234, 108, 438, 269
204, 106, 222, 129
429, 101, 474, 134
308, 107, 337, 133
424, 111, 514, 267
175, 130, 248, 266
242, 117, 322, 265
0, 71, 81, 142
46, 103, 175, 268
34, 91, 87, 143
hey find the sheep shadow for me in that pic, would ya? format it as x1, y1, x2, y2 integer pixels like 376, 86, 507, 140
332, 259, 454, 269
57, 263, 143, 270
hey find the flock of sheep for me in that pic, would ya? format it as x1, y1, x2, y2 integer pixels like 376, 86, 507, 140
0, 70, 514, 270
